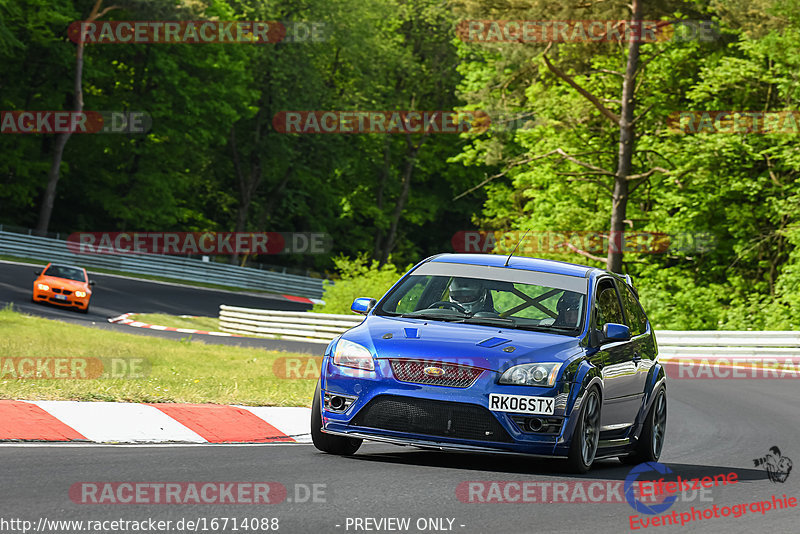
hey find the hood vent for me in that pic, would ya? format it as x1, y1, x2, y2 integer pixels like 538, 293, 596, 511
477, 336, 511, 348
404, 327, 419, 339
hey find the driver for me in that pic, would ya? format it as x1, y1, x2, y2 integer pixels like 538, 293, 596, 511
448, 278, 492, 314
554, 291, 583, 328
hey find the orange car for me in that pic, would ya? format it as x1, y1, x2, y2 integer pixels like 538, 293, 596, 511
32, 263, 94, 313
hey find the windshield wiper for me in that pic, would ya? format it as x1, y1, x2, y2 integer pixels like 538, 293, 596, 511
455, 317, 516, 327
400, 311, 470, 321
516, 324, 577, 334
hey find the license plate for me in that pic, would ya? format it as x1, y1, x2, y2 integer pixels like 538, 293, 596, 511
489, 394, 554, 415
55, 294, 67, 301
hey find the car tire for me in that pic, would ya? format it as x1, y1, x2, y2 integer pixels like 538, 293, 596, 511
620, 387, 666, 465
566, 387, 601, 474
311, 381, 362, 455
79, 305, 89, 314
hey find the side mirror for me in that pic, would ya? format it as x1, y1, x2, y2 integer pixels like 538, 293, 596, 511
350, 297, 377, 315
35, 270, 41, 276
89, 280, 95, 286
602, 323, 631, 342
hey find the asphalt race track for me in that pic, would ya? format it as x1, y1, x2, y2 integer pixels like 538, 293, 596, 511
1, 378, 798, 534
0, 260, 321, 353
1, 259, 797, 533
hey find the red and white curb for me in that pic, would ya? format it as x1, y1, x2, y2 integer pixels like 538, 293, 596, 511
282, 295, 325, 306
0, 400, 311, 444
107, 313, 240, 337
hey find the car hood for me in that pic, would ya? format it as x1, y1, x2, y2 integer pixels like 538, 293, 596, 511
39, 276, 88, 290
344, 315, 583, 373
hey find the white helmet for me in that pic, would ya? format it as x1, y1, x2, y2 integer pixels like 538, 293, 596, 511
448, 278, 488, 314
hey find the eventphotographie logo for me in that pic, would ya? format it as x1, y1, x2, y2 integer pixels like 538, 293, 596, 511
753, 447, 793, 483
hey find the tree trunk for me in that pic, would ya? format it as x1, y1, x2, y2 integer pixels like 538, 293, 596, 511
228, 125, 262, 265
607, 0, 642, 273
379, 136, 420, 267
36, 0, 115, 235
373, 138, 391, 259
36, 30, 86, 235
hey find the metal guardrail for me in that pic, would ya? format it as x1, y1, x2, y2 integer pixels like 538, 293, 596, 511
0, 230, 324, 299
656, 331, 800, 359
219, 305, 362, 342
218, 307, 800, 353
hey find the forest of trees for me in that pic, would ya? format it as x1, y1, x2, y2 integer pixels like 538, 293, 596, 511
1, 0, 799, 329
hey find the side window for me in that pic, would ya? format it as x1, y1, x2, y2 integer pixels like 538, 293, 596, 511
594, 280, 624, 329
619, 283, 648, 336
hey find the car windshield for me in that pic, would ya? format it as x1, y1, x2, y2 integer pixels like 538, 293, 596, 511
376, 263, 587, 335
44, 265, 86, 282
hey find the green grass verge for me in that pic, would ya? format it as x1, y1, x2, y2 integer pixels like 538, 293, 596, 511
0, 307, 320, 406
0, 254, 283, 296
129, 313, 220, 332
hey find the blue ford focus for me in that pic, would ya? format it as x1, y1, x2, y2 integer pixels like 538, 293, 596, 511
311, 253, 667, 473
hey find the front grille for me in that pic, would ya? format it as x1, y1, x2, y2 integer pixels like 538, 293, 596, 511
52, 288, 62, 294
389, 359, 483, 388
351, 395, 512, 443
62, 290, 73, 295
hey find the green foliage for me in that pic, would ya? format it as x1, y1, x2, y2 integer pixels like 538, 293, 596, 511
451, 0, 800, 330
313, 254, 408, 314
2, 0, 800, 330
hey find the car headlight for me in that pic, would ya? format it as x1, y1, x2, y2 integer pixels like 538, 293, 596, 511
499, 363, 561, 387
37, 283, 49, 291
75, 291, 87, 297
333, 339, 375, 371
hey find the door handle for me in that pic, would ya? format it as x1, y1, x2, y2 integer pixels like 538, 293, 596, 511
632, 352, 642, 364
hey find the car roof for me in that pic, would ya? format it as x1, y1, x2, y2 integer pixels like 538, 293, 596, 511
428, 253, 602, 278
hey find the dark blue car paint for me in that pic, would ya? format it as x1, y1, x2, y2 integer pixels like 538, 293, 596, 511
317, 253, 665, 460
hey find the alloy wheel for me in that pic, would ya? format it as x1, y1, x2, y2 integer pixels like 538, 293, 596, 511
581, 391, 600, 466
651, 391, 667, 458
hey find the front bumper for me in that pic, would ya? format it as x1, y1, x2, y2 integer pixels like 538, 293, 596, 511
322, 429, 568, 458
320, 357, 581, 457
32, 288, 89, 309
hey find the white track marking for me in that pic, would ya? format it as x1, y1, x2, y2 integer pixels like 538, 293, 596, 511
238, 406, 312, 443
26, 401, 206, 443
